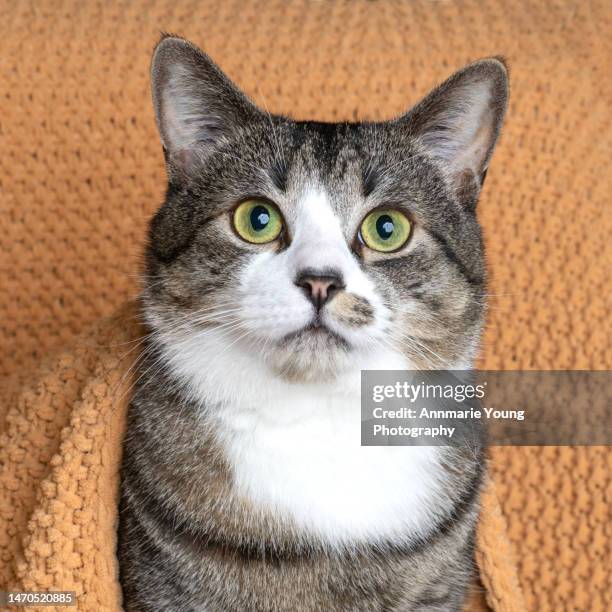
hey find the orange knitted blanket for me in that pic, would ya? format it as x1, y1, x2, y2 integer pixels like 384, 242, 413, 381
1, 1, 609, 610
0, 303, 524, 611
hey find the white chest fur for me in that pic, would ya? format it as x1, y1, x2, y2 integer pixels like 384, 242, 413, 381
216, 391, 447, 548
158, 328, 450, 549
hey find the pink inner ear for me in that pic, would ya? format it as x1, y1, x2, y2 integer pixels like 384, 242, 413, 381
421, 80, 493, 166
409, 59, 508, 188
161, 71, 203, 152
450, 104, 497, 178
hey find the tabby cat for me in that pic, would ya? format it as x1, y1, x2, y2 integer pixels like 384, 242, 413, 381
118, 35, 508, 611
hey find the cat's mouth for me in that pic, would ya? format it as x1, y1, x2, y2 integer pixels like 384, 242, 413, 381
279, 320, 350, 349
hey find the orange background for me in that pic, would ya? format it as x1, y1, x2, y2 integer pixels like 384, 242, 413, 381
0, 1, 610, 609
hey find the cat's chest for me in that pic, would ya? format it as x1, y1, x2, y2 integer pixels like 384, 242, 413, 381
212, 388, 448, 547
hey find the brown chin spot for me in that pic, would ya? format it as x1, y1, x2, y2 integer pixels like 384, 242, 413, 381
328, 292, 374, 328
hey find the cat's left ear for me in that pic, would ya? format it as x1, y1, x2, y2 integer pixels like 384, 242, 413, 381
150, 35, 260, 177
401, 58, 509, 209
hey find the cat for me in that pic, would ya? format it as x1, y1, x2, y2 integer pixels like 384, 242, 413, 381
118, 34, 508, 612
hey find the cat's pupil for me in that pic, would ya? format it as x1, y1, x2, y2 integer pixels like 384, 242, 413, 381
250, 205, 270, 231
376, 215, 395, 240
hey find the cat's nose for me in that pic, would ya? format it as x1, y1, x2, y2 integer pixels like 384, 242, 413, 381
295, 270, 345, 310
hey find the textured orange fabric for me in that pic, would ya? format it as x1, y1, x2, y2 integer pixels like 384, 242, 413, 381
1, 1, 610, 610
0, 304, 522, 611
0, 305, 139, 610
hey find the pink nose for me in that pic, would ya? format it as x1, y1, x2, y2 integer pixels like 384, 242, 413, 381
295, 272, 344, 310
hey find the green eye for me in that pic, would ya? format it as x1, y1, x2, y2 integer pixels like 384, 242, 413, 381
233, 199, 283, 244
359, 209, 412, 252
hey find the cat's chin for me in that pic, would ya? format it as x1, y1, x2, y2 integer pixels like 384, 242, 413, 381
267, 324, 353, 383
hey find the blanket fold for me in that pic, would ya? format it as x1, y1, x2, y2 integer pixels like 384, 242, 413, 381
1, 303, 524, 611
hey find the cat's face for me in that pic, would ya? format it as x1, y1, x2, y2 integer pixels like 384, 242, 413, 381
144, 37, 508, 383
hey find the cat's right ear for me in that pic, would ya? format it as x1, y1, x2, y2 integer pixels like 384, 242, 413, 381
151, 35, 257, 177
399, 58, 509, 210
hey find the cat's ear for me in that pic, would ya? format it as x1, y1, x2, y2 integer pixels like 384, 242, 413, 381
402, 58, 509, 209
151, 35, 258, 176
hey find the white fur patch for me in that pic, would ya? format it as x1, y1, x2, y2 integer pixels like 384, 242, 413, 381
217, 382, 449, 548
155, 325, 450, 549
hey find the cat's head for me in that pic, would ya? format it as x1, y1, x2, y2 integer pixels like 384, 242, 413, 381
143, 36, 508, 385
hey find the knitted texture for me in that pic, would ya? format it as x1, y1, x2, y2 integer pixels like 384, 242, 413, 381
0, 303, 522, 612
1, 1, 610, 610
0, 304, 141, 610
